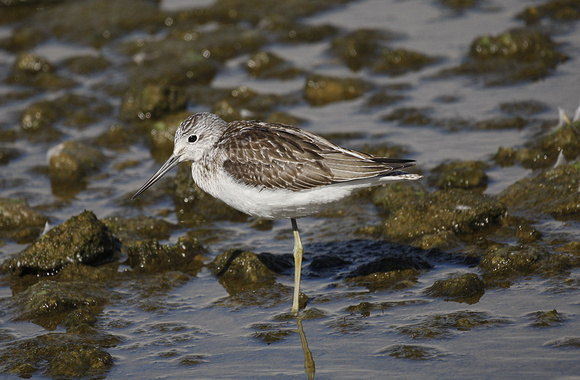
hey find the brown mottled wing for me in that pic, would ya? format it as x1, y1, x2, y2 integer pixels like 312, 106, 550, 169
219, 121, 415, 191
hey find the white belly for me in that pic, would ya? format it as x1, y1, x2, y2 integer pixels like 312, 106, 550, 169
191, 165, 420, 220
191, 167, 353, 219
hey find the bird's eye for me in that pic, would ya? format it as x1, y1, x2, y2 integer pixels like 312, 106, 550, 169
188, 135, 198, 143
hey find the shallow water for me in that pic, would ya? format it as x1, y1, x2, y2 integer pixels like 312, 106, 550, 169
1, 0, 580, 378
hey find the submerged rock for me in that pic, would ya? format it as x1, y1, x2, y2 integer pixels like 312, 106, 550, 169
13, 280, 109, 330
1, 211, 119, 276
379, 344, 444, 361
396, 311, 510, 339
0, 331, 115, 378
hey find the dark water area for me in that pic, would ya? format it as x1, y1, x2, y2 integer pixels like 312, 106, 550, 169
0, 0, 579, 378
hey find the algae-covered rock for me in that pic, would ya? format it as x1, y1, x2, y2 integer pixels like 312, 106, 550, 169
545, 337, 580, 348
95, 123, 135, 151
244, 51, 303, 79
12, 52, 53, 75
479, 245, 544, 280
125, 39, 219, 87
125, 236, 206, 274
374, 187, 506, 244
396, 311, 509, 339
252, 323, 295, 344
480, 242, 577, 281
499, 165, 579, 219
529, 309, 564, 328
372, 47, 437, 76
0, 26, 47, 51
328, 28, 436, 74
265, 111, 307, 126
0, 147, 20, 165
329, 28, 394, 71
1, 211, 119, 276
424, 273, 485, 303
304, 74, 370, 106
8, 52, 76, 89
36, 0, 166, 47
20, 99, 59, 134
0, 332, 114, 378
13, 280, 109, 330
0, 197, 48, 243
210, 249, 293, 295
493, 146, 517, 167
103, 215, 176, 243
498, 100, 548, 116
517, 0, 580, 25
145, 111, 191, 161
64, 54, 111, 75
381, 106, 434, 126
439, 28, 568, 85
438, 0, 479, 11
428, 161, 489, 190
275, 21, 338, 43
120, 84, 187, 121
48, 140, 106, 183
364, 88, 405, 108
212, 99, 244, 122
204, 0, 352, 24
516, 120, 580, 169
379, 344, 444, 360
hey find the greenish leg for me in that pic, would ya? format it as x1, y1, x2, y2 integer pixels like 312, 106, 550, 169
291, 218, 303, 315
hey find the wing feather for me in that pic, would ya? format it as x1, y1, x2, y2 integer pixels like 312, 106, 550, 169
218, 121, 416, 191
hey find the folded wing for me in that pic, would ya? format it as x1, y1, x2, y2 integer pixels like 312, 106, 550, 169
219, 121, 416, 191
